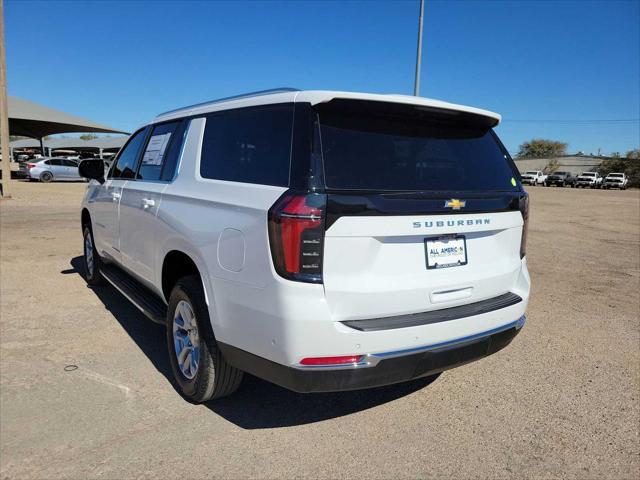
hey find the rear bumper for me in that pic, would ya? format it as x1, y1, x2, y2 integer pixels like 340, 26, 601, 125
219, 317, 525, 393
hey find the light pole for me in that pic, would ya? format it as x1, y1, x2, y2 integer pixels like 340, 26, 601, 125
413, 0, 425, 97
0, 0, 11, 197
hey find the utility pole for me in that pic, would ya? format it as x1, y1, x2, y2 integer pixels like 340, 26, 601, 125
0, 0, 11, 197
413, 0, 425, 97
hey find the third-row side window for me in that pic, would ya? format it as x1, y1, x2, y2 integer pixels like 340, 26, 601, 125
200, 104, 294, 187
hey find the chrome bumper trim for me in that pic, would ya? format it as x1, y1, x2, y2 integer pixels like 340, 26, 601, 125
293, 316, 526, 371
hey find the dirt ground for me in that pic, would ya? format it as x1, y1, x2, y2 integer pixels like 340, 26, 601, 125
1, 181, 638, 479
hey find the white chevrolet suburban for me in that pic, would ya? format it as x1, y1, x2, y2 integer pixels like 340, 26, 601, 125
79, 89, 530, 403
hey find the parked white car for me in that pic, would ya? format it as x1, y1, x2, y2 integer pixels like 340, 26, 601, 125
79, 89, 530, 403
20, 157, 82, 182
575, 171, 603, 188
520, 170, 547, 186
602, 172, 628, 190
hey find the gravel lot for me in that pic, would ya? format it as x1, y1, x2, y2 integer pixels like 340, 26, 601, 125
1, 181, 638, 479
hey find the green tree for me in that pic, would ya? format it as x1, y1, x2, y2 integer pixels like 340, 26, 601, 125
626, 149, 639, 160
517, 139, 567, 159
79, 133, 99, 141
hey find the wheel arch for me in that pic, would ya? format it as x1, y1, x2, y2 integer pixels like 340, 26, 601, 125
81, 208, 91, 231
161, 250, 206, 305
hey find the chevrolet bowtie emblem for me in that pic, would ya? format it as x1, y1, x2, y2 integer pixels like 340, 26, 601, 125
444, 199, 466, 210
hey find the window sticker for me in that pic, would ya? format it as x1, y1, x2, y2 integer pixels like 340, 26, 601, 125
142, 132, 172, 166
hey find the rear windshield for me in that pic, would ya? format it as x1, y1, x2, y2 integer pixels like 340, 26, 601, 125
317, 101, 519, 192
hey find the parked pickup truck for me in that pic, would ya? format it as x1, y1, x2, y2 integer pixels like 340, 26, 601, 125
602, 173, 628, 190
544, 171, 575, 187
520, 170, 547, 186
575, 172, 603, 188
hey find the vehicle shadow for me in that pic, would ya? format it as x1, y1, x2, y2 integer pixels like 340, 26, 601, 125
67, 256, 439, 429
68, 256, 171, 378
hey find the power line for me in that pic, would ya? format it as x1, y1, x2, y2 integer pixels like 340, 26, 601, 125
503, 118, 640, 124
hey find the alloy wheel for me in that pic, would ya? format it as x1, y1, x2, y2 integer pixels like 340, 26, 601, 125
84, 232, 94, 276
172, 300, 200, 379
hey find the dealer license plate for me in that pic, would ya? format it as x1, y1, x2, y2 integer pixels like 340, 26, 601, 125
425, 236, 468, 270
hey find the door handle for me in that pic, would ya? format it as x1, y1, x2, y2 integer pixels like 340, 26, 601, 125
142, 198, 156, 209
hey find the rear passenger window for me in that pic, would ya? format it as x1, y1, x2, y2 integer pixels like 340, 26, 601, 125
138, 121, 182, 181
111, 128, 148, 179
200, 104, 293, 186
48, 159, 62, 166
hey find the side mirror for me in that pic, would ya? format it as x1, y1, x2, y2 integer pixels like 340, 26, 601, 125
79, 159, 105, 184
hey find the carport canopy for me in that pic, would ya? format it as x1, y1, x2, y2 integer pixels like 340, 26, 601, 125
10, 136, 128, 151
7, 96, 129, 138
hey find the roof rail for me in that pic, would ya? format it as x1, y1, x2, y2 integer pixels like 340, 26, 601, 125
156, 88, 301, 117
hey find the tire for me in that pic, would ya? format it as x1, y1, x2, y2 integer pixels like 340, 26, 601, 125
40, 171, 53, 183
166, 275, 243, 403
83, 225, 103, 285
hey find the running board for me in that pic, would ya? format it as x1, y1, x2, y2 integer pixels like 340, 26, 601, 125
101, 264, 167, 325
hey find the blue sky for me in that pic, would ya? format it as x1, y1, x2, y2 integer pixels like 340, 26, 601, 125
5, 0, 639, 155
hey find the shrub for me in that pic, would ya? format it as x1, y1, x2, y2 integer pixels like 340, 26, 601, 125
598, 152, 640, 188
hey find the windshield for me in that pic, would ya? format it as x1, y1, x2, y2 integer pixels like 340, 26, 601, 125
608, 174, 623, 178
582, 173, 595, 177
317, 101, 519, 192
524, 171, 538, 175
552, 172, 567, 176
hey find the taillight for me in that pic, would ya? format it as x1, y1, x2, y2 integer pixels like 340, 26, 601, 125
27, 163, 36, 169
268, 192, 327, 283
519, 194, 529, 259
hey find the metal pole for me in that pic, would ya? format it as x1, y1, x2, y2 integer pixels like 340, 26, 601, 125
0, 0, 12, 197
39, 137, 45, 157
413, 0, 425, 97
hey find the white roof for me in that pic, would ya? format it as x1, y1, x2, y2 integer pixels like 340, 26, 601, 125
154, 89, 501, 125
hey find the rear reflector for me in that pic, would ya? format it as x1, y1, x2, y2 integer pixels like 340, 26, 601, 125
300, 355, 364, 366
